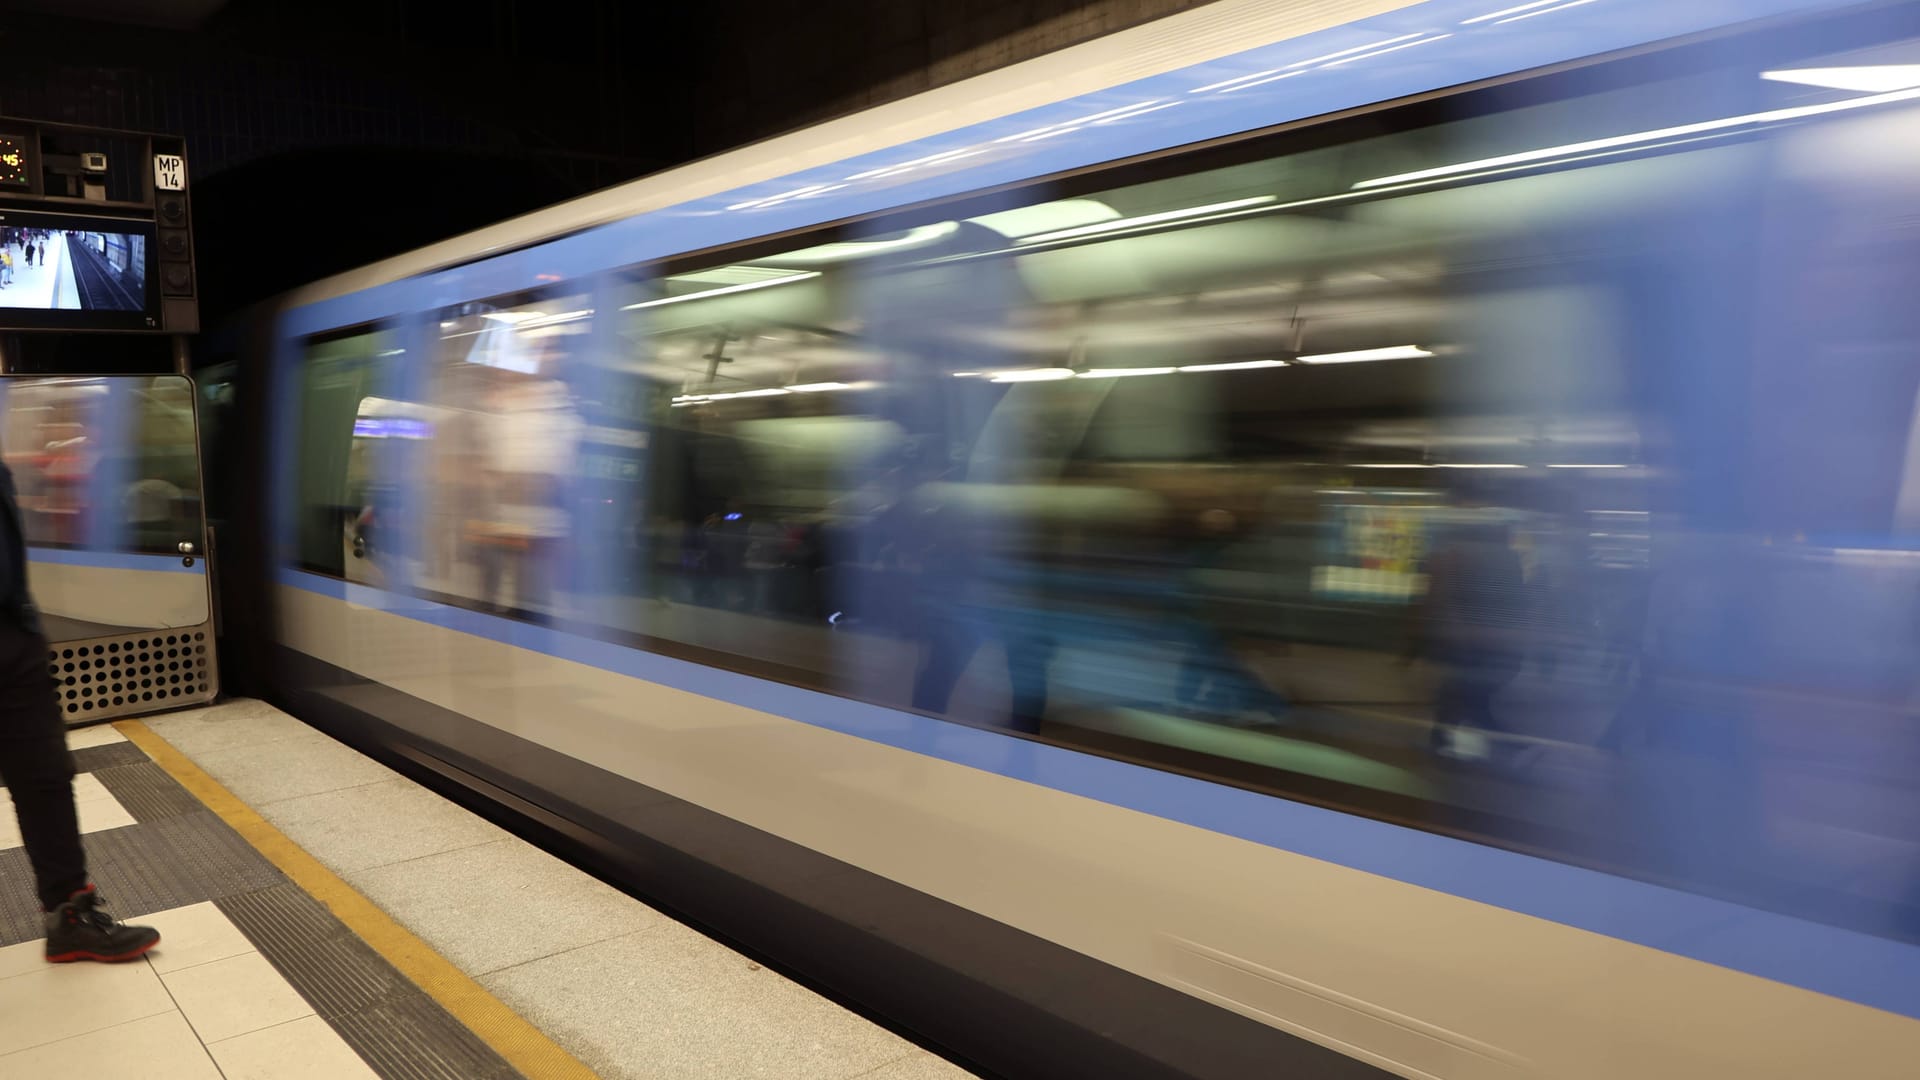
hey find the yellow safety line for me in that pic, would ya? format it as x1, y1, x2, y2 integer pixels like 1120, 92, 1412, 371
115, 719, 600, 1080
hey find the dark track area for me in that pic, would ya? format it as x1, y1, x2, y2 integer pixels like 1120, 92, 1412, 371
66, 237, 142, 311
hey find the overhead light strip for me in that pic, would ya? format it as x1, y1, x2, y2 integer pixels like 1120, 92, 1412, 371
1076, 367, 1177, 379
1015, 196, 1277, 245
1357, 84, 1920, 190
624, 271, 820, 310
1176, 359, 1287, 373
1294, 345, 1432, 364
1762, 66, 1920, 93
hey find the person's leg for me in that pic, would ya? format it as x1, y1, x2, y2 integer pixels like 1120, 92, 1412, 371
0, 623, 86, 911
0, 622, 159, 961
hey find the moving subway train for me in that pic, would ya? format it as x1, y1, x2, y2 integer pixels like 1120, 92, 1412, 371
206, 1, 1920, 1076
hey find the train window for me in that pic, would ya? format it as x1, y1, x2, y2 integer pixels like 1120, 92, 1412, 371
613, 250, 900, 682
412, 294, 594, 620
294, 329, 399, 578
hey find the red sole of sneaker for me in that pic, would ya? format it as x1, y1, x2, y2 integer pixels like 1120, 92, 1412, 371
46, 938, 159, 964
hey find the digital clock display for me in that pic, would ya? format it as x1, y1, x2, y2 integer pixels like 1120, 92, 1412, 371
0, 134, 28, 188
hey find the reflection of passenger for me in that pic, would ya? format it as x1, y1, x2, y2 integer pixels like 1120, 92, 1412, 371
472, 374, 583, 616
1173, 509, 1289, 723
906, 494, 1053, 735
1419, 482, 1527, 758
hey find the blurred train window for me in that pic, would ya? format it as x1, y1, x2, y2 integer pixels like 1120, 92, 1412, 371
615, 250, 898, 681
295, 329, 397, 578
415, 294, 592, 619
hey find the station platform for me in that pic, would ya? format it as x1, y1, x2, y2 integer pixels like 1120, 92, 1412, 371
0, 700, 977, 1080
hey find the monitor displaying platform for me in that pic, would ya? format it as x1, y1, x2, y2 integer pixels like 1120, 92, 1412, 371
0, 211, 156, 330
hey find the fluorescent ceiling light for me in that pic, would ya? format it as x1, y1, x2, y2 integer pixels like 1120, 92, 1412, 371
990, 368, 1076, 383
673, 387, 792, 404
1076, 367, 1176, 379
1547, 463, 1630, 469
517, 309, 592, 329
950, 371, 983, 378
969, 200, 1121, 239
482, 311, 540, 324
1350, 463, 1524, 469
624, 271, 820, 310
772, 223, 960, 265
1295, 346, 1433, 364
1358, 84, 1920, 189
439, 320, 456, 329
787, 382, 861, 392
1014, 196, 1277, 245
1177, 359, 1285, 373
1762, 66, 1920, 93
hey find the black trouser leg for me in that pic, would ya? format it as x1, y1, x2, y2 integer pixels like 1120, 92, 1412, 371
0, 624, 85, 911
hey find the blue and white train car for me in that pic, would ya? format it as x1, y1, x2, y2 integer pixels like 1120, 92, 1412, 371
224, 1, 1920, 1075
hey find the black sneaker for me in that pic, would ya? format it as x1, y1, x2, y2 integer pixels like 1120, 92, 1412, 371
44, 886, 160, 964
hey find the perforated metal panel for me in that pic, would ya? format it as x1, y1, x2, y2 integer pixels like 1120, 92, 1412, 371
48, 621, 219, 724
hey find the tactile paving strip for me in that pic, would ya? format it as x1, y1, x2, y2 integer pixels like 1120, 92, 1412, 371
93, 759, 209, 822
0, 748, 527, 1080
0, 814, 290, 944
0, 741, 145, 790
70, 741, 151, 775
69, 811, 288, 922
0, 848, 50, 943
332, 994, 526, 1080
222, 886, 520, 1080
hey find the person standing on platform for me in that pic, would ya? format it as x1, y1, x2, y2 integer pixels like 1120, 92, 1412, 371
0, 458, 159, 962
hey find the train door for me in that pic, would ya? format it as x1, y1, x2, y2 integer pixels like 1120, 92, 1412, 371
0, 373, 218, 726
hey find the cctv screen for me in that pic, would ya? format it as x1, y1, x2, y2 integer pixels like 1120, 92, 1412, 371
0, 226, 147, 312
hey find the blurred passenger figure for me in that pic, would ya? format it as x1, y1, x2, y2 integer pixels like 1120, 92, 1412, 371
906, 488, 1055, 735
1418, 480, 1527, 759
474, 360, 583, 616
1174, 508, 1289, 724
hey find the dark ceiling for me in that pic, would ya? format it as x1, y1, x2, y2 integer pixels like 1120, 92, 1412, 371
0, 0, 1211, 325
2, 0, 230, 28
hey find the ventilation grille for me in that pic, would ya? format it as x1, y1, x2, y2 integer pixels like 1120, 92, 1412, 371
47, 622, 219, 723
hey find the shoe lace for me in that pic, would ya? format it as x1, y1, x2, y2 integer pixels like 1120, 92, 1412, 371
74, 892, 121, 931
